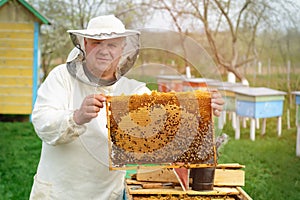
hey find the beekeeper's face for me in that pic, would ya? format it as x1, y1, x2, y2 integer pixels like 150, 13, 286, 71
84, 37, 125, 80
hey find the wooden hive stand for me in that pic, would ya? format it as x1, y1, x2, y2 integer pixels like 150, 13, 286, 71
125, 163, 252, 200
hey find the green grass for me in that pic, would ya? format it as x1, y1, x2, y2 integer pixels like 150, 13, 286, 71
1, 116, 300, 199
0, 122, 41, 199
0, 70, 299, 199
218, 117, 300, 199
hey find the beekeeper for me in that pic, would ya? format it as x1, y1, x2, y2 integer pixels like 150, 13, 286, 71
30, 15, 224, 200
29, 15, 151, 200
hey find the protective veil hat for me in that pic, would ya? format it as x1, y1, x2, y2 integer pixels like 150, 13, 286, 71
66, 15, 140, 87
67, 15, 140, 46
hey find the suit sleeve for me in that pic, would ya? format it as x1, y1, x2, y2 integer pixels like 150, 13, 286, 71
31, 66, 86, 145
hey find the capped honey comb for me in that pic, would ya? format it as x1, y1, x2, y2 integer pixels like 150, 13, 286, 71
106, 90, 216, 169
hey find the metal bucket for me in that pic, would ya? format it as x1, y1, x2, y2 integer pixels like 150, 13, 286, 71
191, 167, 215, 191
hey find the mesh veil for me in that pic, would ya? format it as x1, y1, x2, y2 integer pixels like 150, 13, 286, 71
66, 32, 140, 87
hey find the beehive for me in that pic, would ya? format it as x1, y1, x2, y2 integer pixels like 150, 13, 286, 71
0, 0, 50, 114
106, 90, 216, 170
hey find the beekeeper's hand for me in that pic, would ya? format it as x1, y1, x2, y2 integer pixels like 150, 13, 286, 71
73, 94, 106, 125
211, 89, 224, 117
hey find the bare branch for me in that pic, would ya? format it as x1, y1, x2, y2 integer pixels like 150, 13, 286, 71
235, 0, 251, 36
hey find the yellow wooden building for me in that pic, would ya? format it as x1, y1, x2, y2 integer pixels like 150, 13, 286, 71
0, 0, 50, 114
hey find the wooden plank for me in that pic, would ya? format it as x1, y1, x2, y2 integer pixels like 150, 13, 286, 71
127, 164, 251, 200
136, 165, 245, 186
236, 187, 253, 200
0, 48, 33, 58
297, 105, 300, 126
0, 58, 33, 67
0, 23, 33, 30
216, 163, 245, 169
0, 95, 32, 104
126, 182, 252, 199
137, 168, 179, 183
114, 163, 216, 171
214, 169, 245, 186
0, 76, 32, 86
0, 104, 32, 114
0, 1, 36, 23
236, 94, 285, 102
0, 39, 34, 48
297, 125, 300, 157
0, 31, 33, 40
232, 87, 286, 97
0, 86, 32, 95
128, 195, 235, 200
128, 186, 240, 195
0, 67, 32, 76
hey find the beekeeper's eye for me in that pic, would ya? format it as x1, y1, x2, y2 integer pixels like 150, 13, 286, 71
108, 43, 118, 48
94, 41, 103, 45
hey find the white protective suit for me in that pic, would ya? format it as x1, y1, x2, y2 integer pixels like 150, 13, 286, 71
29, 63, 150, 200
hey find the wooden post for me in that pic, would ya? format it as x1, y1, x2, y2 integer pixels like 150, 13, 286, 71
223, 111, 226, 126
297, 126, 300, 157
235, 116, 240, 140
253, 59, 256, 84
250, 118, 256, 141
258, 61, 262, 74
256, 118, 260, 129
242, 118, 247, 128
296, 103, 300, 157
232, 112, 237, 130
287, 109, 291, 129
218, 111, 224, 129
261, 118, 267, 135
292, 91, 300, 157
277, 116, 282, 137
267, 58, 271, 87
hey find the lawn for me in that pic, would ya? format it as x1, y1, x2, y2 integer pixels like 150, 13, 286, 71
218, 117, 300, 200
0, 71, 300, 199
1, 112, 300, 199
0, 122, 41, 199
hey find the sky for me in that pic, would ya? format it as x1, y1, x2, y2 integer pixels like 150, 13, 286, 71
143, 1, 300, 32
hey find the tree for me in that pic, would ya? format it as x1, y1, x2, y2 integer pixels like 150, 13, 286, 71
140, 0, 300, 83
28, 0, 153, 79
28, 0, 300, 83
28, 0, 105, 79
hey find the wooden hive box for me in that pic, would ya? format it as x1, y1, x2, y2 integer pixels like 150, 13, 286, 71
125, 163, 252, 200
0, 0, 50, 114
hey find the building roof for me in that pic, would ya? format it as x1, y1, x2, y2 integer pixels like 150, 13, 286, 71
0, 0, 51, 24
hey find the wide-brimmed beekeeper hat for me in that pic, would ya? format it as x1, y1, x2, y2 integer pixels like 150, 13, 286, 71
66, 15, 140, 86
67, 15, 140, 46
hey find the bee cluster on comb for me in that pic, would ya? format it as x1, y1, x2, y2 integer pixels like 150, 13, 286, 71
106, 90, 216, 169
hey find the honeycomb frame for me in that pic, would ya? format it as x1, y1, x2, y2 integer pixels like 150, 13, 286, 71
106, 90, 217, 170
